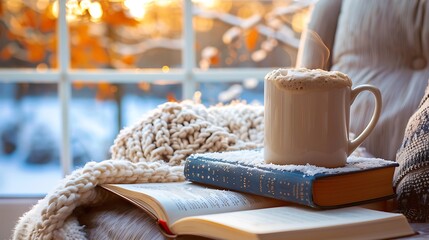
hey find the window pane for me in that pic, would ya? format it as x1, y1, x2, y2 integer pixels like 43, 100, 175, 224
68, 0, 183, 69
0, 0, 57, 69
121, 82, 183, 127
194, 0, 310, 69
197, 79, 263, 106
71, 81, 182, 168
0, 83, 62, 195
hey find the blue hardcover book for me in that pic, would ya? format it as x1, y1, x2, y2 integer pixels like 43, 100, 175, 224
184, 149, 399, 209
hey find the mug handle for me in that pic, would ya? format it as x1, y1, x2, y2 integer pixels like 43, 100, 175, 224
347, 84, 382, 155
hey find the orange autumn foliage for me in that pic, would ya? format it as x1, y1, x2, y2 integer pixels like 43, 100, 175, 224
209, 55, 220, 65
69, 24, 109, 68
47, 37, 57, 52
0, 47, 12, 60
0, 2, 185, 102
73, 81, 86, 90
166, 92, 177, 102
245, 27, 259, 51
100, 1, 139, 27
92, 46, 109, 64
1, 4, 57, 65
122, 55, 135, 66
72, 25, 98, 46
6, 31, 14, 40
71, 49, 91, 68
95, 82, 116, 100
26, 42, 45, 62
22, 8, 38, 29
39, 13, 56, 33
49, 54, 57, 68
2, 2, 155, 69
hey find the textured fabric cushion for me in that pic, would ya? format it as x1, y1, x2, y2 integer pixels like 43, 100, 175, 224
297, 0, 429, 160
394, 85, 429, 222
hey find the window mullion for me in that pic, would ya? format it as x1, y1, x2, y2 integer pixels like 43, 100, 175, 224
68, 70, 186, 82
0, 70, 60, 82
182, 0, 196, 100
58, 0, 72, 176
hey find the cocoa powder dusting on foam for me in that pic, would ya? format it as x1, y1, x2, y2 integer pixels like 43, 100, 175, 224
265, 68, 352, 91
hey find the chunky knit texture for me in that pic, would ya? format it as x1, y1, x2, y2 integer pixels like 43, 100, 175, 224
394, 86, 429, 222
12, 101, 264, 240
13, 100, 372, 239
110, 101, 263, 166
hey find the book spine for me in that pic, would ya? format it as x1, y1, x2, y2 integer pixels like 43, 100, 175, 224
184, 157, 316, 208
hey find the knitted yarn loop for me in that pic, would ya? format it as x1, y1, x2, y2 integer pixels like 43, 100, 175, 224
13, 101, 264, 240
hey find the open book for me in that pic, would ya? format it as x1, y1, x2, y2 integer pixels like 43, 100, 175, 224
101, 182, 415, 240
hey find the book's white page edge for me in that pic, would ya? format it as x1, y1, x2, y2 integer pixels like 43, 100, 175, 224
109, 182, 284, 224
172, 206, 414, 239
102, 186, 159, 219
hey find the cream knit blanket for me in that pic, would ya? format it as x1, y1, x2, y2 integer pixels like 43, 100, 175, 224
12, 101, 264, 240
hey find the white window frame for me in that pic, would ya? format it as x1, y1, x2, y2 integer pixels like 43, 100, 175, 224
0, 0, 274, 177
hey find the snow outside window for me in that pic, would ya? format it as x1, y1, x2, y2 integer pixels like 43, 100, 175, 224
0, 0, 312, 196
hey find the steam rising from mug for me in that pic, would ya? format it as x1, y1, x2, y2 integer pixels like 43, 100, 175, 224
296, 30, 330, 69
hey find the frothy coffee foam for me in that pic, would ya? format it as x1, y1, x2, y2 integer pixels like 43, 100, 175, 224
265, 68, 352, 90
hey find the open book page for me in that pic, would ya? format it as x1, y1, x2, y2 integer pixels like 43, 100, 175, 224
107, 182, 285, 224
171, 206, 414, 239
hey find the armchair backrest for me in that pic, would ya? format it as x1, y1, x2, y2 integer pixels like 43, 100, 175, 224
297, 0, 429, 160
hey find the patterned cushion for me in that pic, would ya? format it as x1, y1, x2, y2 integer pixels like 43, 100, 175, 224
394, 85, 429, 222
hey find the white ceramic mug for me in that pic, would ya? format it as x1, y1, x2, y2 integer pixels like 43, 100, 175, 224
264, 68, 382, 168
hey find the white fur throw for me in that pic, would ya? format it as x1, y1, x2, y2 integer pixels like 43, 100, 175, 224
12, 101, 264, 240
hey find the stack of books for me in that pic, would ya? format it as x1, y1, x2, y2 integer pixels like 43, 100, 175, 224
184, 148, 398, 209
101, 149, 416, 239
